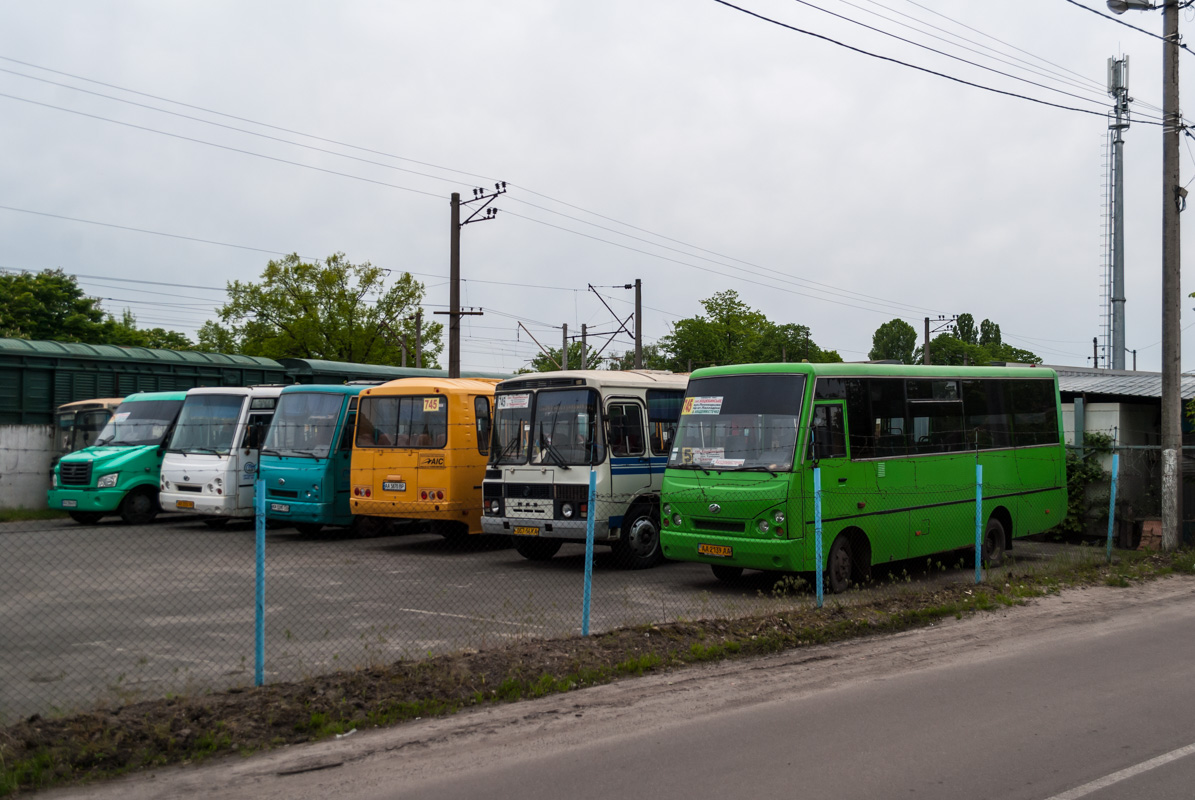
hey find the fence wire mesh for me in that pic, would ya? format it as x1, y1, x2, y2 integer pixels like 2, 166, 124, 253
0, 442, 1173, 723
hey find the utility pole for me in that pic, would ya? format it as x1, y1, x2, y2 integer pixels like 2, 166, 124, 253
924, 317, 931, 365
580, 324, 588, 370
562, 323, 569, 371
634, 278, 642, 369
401, 333, 409, 368
1161, 0, 1182, 550
443, 184, 504, 378
1093, 337, 1100, 369
409, 311, 423, 369
1109, 56, 1130, 370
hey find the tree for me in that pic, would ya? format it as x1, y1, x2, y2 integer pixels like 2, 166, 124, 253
911, 314, 1041, 366
0, 269, 193, 348
197, 253, 440, 366
524, 340, 606, 373
606, 343, 671, 371
868, 319, 918, 363
954, 313, 978, 345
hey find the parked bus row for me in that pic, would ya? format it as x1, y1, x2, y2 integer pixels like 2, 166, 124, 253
48, 364, 1068, 591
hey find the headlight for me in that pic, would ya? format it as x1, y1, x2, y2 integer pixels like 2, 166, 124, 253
490, 500, 501, 514
773, 510, 786, 524
757, 519, 770, 534
561, 503, 574, 519
52, 473, 58, 488
672, 513, 682, 526
97, 473, 119, 489
663, 503, 671, 516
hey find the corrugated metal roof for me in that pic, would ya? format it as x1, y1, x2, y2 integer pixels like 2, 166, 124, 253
1050, 364, 1195, 400
0, 338, 282, 368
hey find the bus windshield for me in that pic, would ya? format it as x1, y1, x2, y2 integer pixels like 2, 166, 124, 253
262, 392, 344, 458
168, 395, 246, 455
492, 388, 603, 466
668, 374, 806, 472
94, 400, 183, 447
356, 395, 449, 449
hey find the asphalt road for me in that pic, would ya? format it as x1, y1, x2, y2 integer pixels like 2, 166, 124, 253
43, 577, 1195, 800
1, 512, 1097, 720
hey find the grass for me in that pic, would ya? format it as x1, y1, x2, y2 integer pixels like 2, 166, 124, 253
2, 544, 1192, 797
0, 509, 69, 523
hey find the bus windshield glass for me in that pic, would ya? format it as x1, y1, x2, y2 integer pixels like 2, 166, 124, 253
168, 395, 246, 455
94, 400, 183, 447
356, 395, 449, 448
668, 374, 806, 472
492, 388, 603, 466
262, 392, 344, 458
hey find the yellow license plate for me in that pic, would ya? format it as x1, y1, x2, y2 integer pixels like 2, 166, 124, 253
512, 526, 539, 537
698, 543, 733, 558
175, 500, 195, 509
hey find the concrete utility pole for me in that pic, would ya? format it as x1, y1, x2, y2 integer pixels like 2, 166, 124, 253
1109, 56, 1131, 370
923, 317, 931, 366
634, 278, 642, 369
409, 311, 423, 369
580, 324, 588, 370
442, 184, 504, 377
562, 323, 569, 371
1161, 0, 1183, 550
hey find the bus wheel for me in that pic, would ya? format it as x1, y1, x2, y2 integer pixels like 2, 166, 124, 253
826, 535, 854, 594
203, 518, 229, 529
119, 489, 159, 525
982, 517, 1007, 568
711, 565, 744, 583
512, 536, 562, 561
613, 506, 664, 570
68, 511, 104, 525
294, 523, 323, 537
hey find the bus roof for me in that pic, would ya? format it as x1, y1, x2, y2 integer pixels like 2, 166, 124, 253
278, 383, 374, 397
497, 369, 688, 392
56, 398, 123, 412
183, 385, 285, 398
120, 391, 188, 402
361, 377, 500, 396
688, 362, 1058, 381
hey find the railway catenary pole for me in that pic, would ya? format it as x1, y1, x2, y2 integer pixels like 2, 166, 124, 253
443, 185, 504, 378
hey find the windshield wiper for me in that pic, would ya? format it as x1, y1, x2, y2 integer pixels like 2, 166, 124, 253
538, 423, 571, 470
494, 435, 522, 464
259, 447, 281, 456
733, 465, 780, 477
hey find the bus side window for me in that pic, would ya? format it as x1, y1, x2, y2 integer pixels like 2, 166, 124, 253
475, 397, 492, 456
647, 390, 684, 456
242, 413, 272, 450
338, 412, 356, 452
607, 404, 645, 457
809, 405, 846, 460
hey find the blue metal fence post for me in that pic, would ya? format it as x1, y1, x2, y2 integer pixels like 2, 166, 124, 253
814, 466, 823, 608
974, 464, 984, 584
254, 477, 266, 687
1106, 452, 1120, 563
582, 468, 596, 636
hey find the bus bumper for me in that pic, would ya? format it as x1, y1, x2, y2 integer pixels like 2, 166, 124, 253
265, 498, 344, 526
159, 491, 249, 518
481, 515, 615, 542
47, 487, 124, 514
661, 529, 808, 573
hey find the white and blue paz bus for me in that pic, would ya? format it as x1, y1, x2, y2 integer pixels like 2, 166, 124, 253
480, 370, 687, 569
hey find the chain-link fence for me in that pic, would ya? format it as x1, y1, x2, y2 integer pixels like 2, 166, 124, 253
1, 449, 1154, 723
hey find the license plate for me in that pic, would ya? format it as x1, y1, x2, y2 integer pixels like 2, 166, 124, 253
270, 503, 290, 513
512, 526, 540, 537
61, 499, 77, 508
382, 481, 406, 492
698, 543, 733, 558
176, 500, 195, 509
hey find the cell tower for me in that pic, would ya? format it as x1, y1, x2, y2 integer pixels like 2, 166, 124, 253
1106, 56, 1130, 370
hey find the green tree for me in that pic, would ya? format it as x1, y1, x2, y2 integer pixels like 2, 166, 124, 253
524, 340, 606, 373
979, 319, 1001, 347
912, 316, 1041, 366
197, 253, 440, 366
605, 343, 671, 371
868, 319, 918, 363
954, 313, 978, 345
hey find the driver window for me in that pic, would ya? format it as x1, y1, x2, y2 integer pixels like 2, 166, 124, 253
607, 403, 645, 457
241, 413, 273, 450
809, 404, 847, 460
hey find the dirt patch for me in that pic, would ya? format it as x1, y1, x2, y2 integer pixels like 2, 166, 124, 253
3, 549, 1190, 796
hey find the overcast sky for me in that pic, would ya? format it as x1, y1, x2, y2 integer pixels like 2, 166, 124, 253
1, 0, 1193, 373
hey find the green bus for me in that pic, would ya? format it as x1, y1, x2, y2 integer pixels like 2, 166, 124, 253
659, 363, 1066, 592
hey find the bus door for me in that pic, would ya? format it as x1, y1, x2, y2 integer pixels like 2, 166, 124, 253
606, 398, 652, 503
333, 397, 357, 518
237, 409, 274, 510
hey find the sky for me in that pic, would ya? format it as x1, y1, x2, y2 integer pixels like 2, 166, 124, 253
1, 0, 1193, 373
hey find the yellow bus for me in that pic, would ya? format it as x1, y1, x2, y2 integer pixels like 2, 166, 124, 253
350, 378, 499, 538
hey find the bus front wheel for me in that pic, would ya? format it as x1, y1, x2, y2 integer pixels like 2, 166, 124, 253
512, 536, 562, 561
613, 507, 664, 570
711, 565, 744, 583
826, 535, 854, 594
68, 511, 104, 525
119, 488, 159, 525
981, 517, 1007, 568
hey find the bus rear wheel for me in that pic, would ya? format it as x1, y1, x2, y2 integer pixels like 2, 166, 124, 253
119, 488, 159, 525
612, 506, 664, 570
826, 534, 854, 594
981, 517, 1007, 568
68, 511, 104, 525
294, 523, 323, 536
512, 536, 562, 561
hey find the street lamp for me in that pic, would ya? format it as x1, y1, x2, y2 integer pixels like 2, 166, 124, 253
1110, 0, 1182, 550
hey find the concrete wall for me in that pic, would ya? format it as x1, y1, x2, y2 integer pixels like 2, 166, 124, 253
0, 425, 53, 510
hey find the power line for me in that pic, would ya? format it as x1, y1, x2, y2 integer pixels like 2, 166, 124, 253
1061, 0, 1193, 52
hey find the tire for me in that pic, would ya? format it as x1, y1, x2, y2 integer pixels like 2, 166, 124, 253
981, 517, 1007, 569
438, 521, 471, 544
294, 523, 324, 536
202, 518, 229, 529
119, 489, 159, 525
612, 505, 664, 570
711, 564, 744, 583
826, 534, 854, 594
68, 511, 104, 525
512, 536, 562, 561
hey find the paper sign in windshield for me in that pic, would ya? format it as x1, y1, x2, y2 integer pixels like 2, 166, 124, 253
498, 394, 531, 410
682, 447, 725, 465
682, 396, 723, 415
113, 412, 131, 422
712, 458, 745, 468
